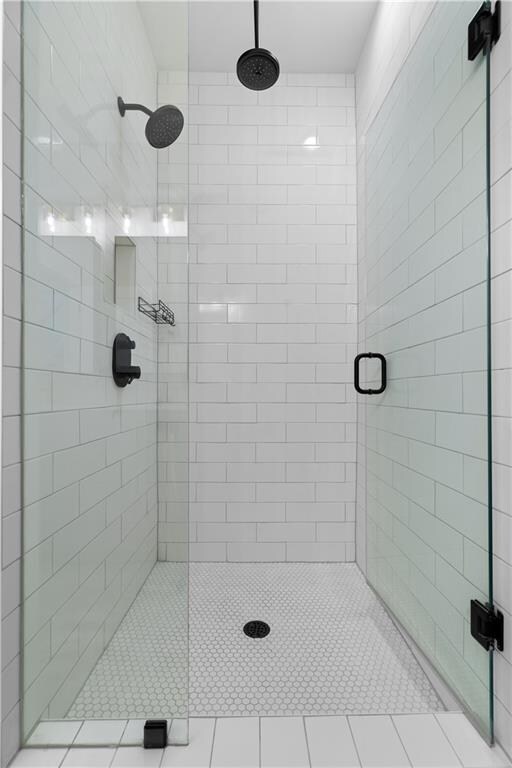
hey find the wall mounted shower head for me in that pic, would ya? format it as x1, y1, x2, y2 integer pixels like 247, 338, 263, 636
118, 97, 184, 149
237, 0, 280, 91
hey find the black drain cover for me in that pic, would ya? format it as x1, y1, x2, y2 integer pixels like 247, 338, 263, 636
243, 620, 270, 638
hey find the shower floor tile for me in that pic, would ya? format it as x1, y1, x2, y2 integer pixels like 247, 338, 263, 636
68, 562, 442, 720
189, 562, 442, 716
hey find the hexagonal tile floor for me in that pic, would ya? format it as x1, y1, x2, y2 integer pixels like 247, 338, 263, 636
68, 562, 442, 719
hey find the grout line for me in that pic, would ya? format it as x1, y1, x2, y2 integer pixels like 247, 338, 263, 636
390, 715, 416, 768
209, 717, 217, 768
302, 716, 312, 768
434, 713, 470, 768
346, 715, 363, 768
259, 716, 262, 768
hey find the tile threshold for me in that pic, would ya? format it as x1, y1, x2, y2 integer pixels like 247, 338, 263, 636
14, 713, 511, 768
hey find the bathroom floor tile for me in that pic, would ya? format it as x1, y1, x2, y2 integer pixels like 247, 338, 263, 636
73, 721, 127, 746
68, 563, 441, 720
211, 717, 259, 768
111, 747, 164, 767
10, 749, 67, 767
27, 723, 82, 747
306, 716, 360, 767
14, 713, 509, 768
161, 718, 215, 767
393, 714, 460, 767
261, 717, 309, 768
436, 713, 511, 767
349, 715, 410, 767
62, 749, 116, 768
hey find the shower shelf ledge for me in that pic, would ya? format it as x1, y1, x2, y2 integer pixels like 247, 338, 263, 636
138, 296, 175, 326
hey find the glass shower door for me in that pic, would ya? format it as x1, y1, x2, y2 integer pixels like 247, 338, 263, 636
20, 0, 189, 746
362, 1, 495, 741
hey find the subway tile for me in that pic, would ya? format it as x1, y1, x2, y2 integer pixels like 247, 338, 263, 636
257, 522, 315, 542
198, 125, 257, 144
229, 105, 287, 125
287, 542, 347, 562
228, 224, 287, 244
227, 502, 285, 523
227, 542, 285, 561
229, 185, 287, 205
197, 523, 256, 543
228, 264, 286, 283
257, 244, 315, 264
288, 106, 348, 126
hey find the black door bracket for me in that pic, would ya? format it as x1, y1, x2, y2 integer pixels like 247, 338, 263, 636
470, 599, 504, 651
468, 1, 501, 60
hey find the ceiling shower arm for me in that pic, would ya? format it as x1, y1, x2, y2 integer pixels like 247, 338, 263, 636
117, 97, 152, 118
254, 0, 259, 49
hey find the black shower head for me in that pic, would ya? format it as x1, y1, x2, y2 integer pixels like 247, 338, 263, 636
118, 97, 184, 148
237, 48, 280, 91
237, 0, 280, 91
145, 105, 184, 149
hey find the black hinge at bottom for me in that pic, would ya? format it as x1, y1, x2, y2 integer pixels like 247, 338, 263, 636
470, 600, 504, 651
144, 720, 168, 749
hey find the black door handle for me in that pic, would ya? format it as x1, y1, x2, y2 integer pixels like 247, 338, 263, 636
354, 353, 387, 395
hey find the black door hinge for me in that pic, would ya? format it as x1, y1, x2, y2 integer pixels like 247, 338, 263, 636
468, 1, 501, 60
471, 600, 504, 651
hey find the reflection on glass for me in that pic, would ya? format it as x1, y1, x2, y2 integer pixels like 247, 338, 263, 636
21, 0, 189, 746
363, 0, 492, 740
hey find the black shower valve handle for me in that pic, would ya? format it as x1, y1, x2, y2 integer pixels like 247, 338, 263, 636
113, 333, 141, 387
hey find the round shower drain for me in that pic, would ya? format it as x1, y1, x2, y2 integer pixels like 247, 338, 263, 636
243, 620, 270, 638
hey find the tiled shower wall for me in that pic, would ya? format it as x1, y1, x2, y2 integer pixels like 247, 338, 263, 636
158, 71, 358, 562
9, 0, 160, 745
356, 0, 512, 758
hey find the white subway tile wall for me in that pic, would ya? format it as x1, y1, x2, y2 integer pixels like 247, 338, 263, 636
15, 0, 161, 745
158, 72, 357, 562
356, 0, 512, 759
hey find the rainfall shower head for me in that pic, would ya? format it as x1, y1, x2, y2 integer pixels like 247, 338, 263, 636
237, 0, 280, 91
118, 97, 184, 149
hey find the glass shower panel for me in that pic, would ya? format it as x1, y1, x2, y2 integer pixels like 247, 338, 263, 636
364, 1, 492, 739
21, 0, 189, 746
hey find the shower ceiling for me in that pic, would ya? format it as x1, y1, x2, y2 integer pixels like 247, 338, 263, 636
139, 1, 378, 72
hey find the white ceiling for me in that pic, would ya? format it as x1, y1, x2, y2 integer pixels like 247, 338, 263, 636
139, 1, 378, 74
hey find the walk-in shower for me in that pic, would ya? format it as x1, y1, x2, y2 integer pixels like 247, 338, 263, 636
16, 0, 506, 760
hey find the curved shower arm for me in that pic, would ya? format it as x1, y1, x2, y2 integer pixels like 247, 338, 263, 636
118, 97, 152, 118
